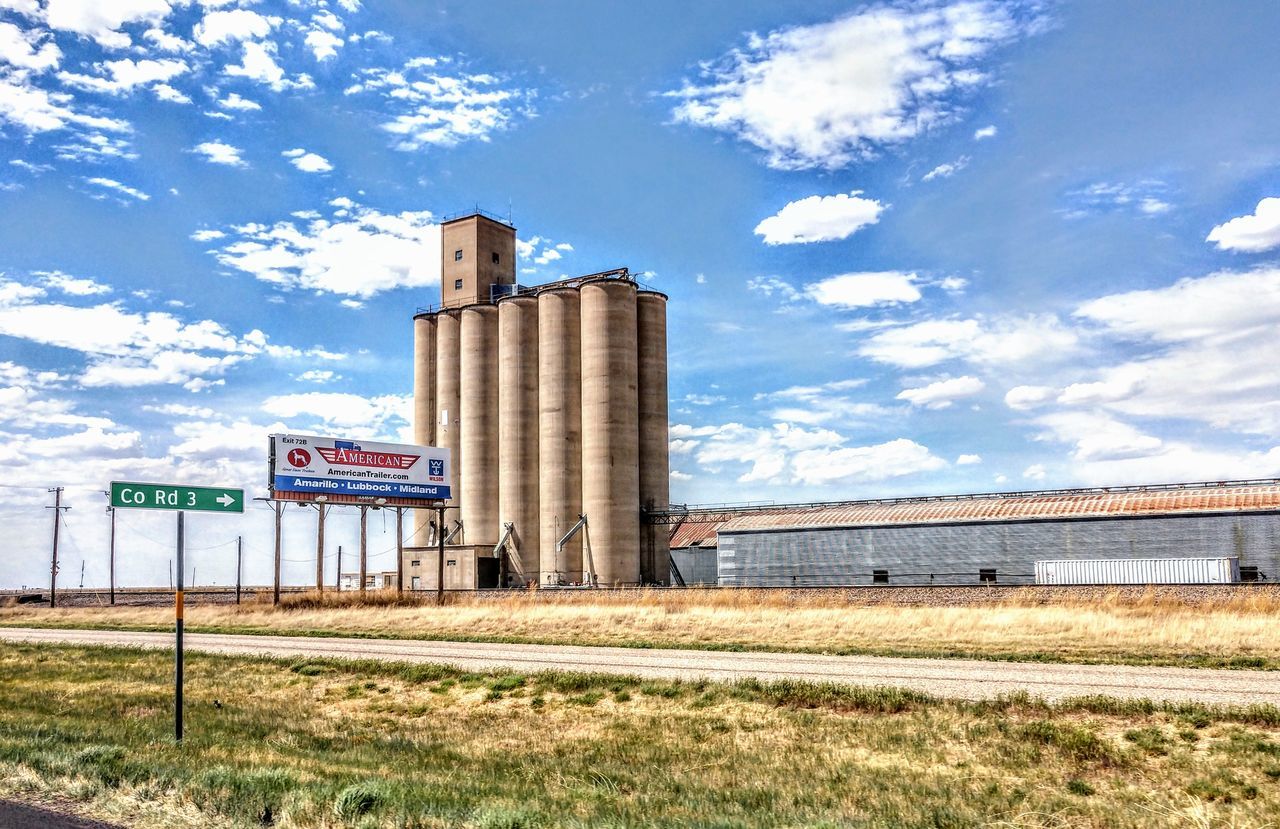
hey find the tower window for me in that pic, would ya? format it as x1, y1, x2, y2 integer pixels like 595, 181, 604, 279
492, 252, 500, 264
454, 249, 463, 261
454, 279, 463, 290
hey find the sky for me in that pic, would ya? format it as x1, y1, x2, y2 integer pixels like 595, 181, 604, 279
3, 0, 1280, 590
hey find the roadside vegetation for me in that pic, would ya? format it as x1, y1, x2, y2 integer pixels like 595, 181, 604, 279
3, 643, 1280, 828
4, 588, 1280, 670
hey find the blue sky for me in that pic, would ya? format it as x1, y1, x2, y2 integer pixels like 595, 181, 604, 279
3, 0, 1280, 590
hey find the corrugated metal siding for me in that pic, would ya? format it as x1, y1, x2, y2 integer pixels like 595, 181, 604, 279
671, 547, 718, 585
715, 483, 1280, 534
1035, 557, 1239, 585
717, 513, 1280, 586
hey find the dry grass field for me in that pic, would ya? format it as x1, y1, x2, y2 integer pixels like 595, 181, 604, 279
4, 588, 1279, 669
3, 642, 1280, 828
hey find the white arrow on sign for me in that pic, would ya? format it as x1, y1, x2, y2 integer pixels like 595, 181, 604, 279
216, 493, 235, 507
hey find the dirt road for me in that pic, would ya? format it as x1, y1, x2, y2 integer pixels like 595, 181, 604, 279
3, 626, 1276, 706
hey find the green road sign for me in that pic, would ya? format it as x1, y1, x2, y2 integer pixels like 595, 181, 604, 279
110, 481, 245, 513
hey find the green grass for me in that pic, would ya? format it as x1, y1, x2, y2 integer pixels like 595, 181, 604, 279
5, 616, 1277, 672
3, 644, 1280, 827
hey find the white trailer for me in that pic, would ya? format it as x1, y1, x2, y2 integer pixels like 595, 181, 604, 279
1034, 557, 1239, 585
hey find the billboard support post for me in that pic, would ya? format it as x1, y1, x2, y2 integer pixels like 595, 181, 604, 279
175, 510, 184, 744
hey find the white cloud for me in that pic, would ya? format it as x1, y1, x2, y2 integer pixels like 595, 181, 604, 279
1033, 411, 1163, 464
282, 148, 332, 173
295, 369, 337, 384
0, 21, 61, 71
153, 83, 190, 104
193, 9, 278, 47
1022, 463, 1046, 480
1004, 385, 1054, 411
746, 275, 800, 303
58, 58, 189, 94
896, 375, 984, 409
1063, 180, 1172, 219
43, 0, 172, 49
192, 140, 246, 166
1206, 198, 1280, 253
1063, 267, 1280, 435
973, 124, 997, 140
261, 392, 410, 439
0, 72, 131, 134
350, 58, 534, 151
304, 28, 343, 61
753, 378, 887, 426
54, 132, 135, 162
40, 271, 110, 295
921, 155, 969, 181
208, 198, 441, 299
806, 272, 921, 309
684, 393, 725, 406
754, 191, 885, 244
190, 228, 225, 242
956, 453, 982, 465
860, 315, 1079, 368
141, 26, 191, 53
84, 176, 149, 201
217, 92, 260, 111
666, 2, 1026, 169
224, 40, 310, 92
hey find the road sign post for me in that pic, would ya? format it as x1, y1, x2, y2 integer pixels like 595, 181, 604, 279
109, 481, 244, 743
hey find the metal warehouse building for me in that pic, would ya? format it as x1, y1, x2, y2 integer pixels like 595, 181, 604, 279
666, 480, 1280, 586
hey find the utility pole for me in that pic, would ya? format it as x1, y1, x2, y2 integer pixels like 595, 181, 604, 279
46, 487, 67, 608
359, 505, 368, 594
168, 559, 173, 589
335, 544, 342, 591
395, 507, 404, 596
79, 560, 85, 589
315, 502, 327, 592
107, 505, 116, 605
235, 535, 242, 605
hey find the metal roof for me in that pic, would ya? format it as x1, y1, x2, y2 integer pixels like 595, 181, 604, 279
666, 481, 1280, 546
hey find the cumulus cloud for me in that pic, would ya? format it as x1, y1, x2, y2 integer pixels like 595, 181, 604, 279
754, 191, 885, 244
860, 315, 1078, 368
0, 72, 131, 134
224, 40, 311, 92
806, 272, 921, 309
0, 21, 62, 71
217, 92, 260, 111
665, 2, 1028, 169
39, 271, 110, 295
897, 375, 984, 409
347, 57, 535, 151
1004, 385, 1055, 411
193, 9, 278, 47
57, 57, 189, 94
1206, 198, 1280, 252
973, 124, 997, 140
282, 148, 332, 173
192, 140, 246, 166
207, 197, 441, 299
261, 392, 410, 439
43, 0, 172, 50
956, 453, 982, 465
304, 28, 343, 61
678, 419, 944, 486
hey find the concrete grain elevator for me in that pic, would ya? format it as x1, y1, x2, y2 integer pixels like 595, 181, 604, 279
406, 212, 670, 588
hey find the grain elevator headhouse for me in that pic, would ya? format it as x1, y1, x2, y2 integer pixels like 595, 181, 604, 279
407, 211, 670, 589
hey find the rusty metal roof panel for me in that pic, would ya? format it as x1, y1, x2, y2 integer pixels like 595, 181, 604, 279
712, 483, 1280, 534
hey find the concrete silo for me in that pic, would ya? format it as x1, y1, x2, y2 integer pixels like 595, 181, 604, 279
497, 295, 539, 582
537, 287, 583, 582
580, 279, 640, 585
460, 304, 499, 546
637, 290, 671, 584
435, 310, 462, 509
405, 211, 669, 590
412, 314, 437, 542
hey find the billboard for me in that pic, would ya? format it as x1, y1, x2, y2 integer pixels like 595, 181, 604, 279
269, 434, 450, 501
